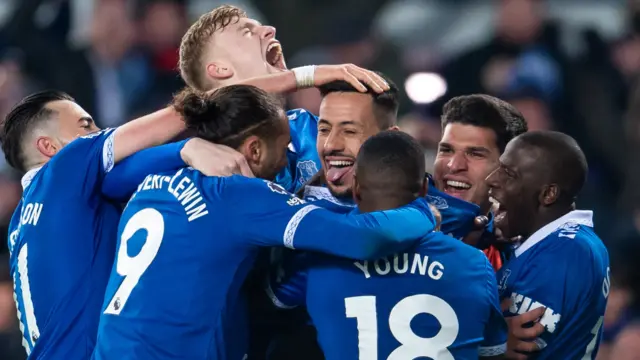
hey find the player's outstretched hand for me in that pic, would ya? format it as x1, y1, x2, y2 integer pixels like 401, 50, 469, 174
181, 138, 254, 177
314, 64, 390, 93
501, 298, 546, 360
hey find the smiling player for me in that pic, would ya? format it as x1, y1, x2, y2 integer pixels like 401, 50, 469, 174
487, 131, 609, 359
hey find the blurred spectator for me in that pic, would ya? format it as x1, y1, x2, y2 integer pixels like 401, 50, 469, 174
437, 0, 570, 126
0, 254, 23, 360
131, 0, 188, 116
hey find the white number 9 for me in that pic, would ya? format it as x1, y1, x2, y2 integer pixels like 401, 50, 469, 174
104, 208, 165, 315
346, 294, 459, 360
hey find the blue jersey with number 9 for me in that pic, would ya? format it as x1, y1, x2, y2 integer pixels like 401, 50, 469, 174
93, 168, 436, 360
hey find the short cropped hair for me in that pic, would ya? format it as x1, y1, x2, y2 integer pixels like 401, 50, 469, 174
0, 90, 74, 172
179, 5, 247, 91
516, 130, 588, 202
356, 130, 425, 196
441, 94, 528, 153
318, 72, 399, 129
172, 85, 283, 149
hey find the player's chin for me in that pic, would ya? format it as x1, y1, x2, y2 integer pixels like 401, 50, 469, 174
494, 213, 515, 240
327, 182, 353, 200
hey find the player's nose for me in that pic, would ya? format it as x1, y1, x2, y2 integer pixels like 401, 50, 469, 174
322, 131, 344, 154
447, 152, 467, 172
485, 167, 500, 188
259, 25, 276, 40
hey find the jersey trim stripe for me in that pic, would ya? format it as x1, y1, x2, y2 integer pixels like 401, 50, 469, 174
283, 205, 319, 249
103, 129, 116, 173
264, 279, 298, 309
16, 244, 40, 352
479, 343, 506, 356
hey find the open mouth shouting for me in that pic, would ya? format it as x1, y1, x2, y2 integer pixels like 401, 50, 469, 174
489, 195, 507, 229
325, 156, 355, 184
265, 41, 287, 70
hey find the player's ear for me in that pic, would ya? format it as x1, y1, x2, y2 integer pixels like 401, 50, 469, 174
35, 136, 59, 159
206, 62, 234, 81
352, 172, 362, 205
388, 125, 400, 131
241, 135, 262, 164
539, 184, 559, 206
418, 176, 428, 197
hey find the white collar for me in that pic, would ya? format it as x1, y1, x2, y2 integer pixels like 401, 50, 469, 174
514, 210, 594, 257
303, 185, 355, 207
21, 166, 43, 190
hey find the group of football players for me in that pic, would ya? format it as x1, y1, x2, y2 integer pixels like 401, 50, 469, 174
0, 4, 609, 360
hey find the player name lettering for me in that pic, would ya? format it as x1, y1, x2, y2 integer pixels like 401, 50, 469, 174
137, 170, 209, 222
508, 292, 561, 334
353, 253, 444, 280
20, 202, 43, 227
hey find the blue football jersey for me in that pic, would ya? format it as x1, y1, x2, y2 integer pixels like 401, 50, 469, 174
93, 169, 435, 360
303, 182, 484, 239
497, 210, 610, 359
275, 109, 320, 193
7, 129, 120, 359
268, 230, 507, 359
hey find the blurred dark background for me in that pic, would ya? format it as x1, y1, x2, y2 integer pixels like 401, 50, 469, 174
0, 0, 639, 358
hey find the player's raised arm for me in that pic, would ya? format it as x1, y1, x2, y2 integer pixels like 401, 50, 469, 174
235, 64, 390, 95
102, 138, 252, 201
223, 177, 436, 260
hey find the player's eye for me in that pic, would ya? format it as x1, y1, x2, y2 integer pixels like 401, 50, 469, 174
243, 28, 252, 36
468, 151, 485, 159
438, 146, 453, 154
343, 129, 358, 135
501, 166, 516, 179
318, 128, 330, 135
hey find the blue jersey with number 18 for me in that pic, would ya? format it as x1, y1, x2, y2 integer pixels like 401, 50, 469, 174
268, 227, 507, 359
93, 169, 435, 360
7, 129, 120, 359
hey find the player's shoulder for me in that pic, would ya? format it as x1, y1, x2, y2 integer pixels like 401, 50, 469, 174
52, 128, 116, 167
419, 231, 484, 256
63, 128, 116, 153
417, 231, 490, 271
218, 176, 297, 201
286, 108, 318, 123
532, 211, 604, 255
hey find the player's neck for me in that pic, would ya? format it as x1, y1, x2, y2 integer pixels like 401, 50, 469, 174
527, 206, 574, 239
358, 194, 416, 213
24, 159, 47, 172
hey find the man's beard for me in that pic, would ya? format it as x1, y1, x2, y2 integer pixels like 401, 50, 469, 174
327, 186, 353, 201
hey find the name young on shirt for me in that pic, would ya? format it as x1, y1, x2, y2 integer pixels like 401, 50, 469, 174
136, 170, 208, 222
354, 253, 444, 281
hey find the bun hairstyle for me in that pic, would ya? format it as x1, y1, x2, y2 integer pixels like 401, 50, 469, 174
173, 85, 284, 148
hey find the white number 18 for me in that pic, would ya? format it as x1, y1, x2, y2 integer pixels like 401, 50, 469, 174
345, 294, 459, 360
104, 208, 165, 315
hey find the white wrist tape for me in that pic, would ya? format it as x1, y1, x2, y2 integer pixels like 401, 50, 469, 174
292, 66, 316, 89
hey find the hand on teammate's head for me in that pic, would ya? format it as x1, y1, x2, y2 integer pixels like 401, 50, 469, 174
181, 138, 254, 177
314, 65, 390, 93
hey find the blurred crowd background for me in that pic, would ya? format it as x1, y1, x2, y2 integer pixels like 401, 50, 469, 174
0, 0, 639, 358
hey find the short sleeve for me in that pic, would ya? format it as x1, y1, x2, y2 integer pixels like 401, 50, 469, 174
480, 258, 507, 357
49, 128, 116, 197
502, 245, 570, 348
